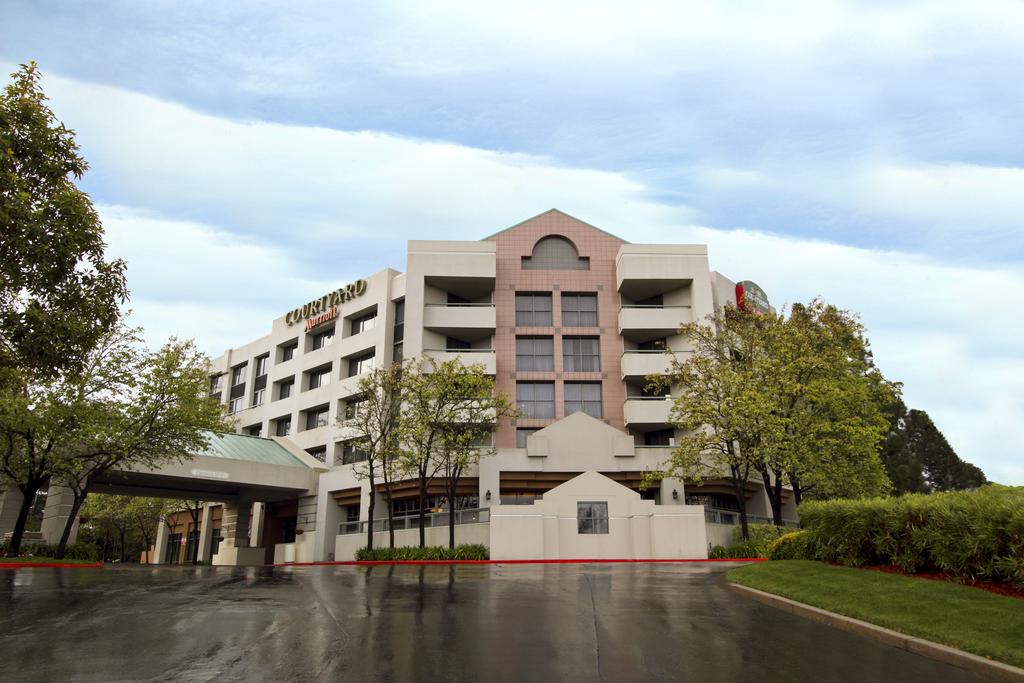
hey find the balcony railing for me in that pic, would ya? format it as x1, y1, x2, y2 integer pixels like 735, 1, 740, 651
338, 507, 491, 535
704, 507, 799, 528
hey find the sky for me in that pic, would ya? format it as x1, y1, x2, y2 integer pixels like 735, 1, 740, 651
3, 0, 1022, 484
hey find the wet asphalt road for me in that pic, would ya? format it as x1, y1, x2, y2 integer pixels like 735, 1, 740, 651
0, 563, 993, 682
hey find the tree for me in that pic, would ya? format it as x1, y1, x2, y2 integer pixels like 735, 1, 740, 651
1, 62, 127, 381
0, 62, 127, 555
51, 330, 227, 558
399, 358, 515, 548
653, 305, 777, 540
881, 404, 986, 493
125, 497, 166, 562
337, 362, 408, 551
771, 301, 895, 508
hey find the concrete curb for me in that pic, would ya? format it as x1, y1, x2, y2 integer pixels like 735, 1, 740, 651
728, 582, 1024, 682
276, 558, 767, 567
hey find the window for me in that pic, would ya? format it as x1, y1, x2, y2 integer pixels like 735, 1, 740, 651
228, 363, 247, 412
565, 382, 602, 418
251, 388, 265, 407
275, 416, 292, 437
347, 352, 375, 377
350, 310, 376, 336
562, 293, 598, 327
230, 364, 247, 387
516, 382, 555, 419
563, 337, 600, 372
305, 445, 327, 463
393, 342, 404, 363
209, 528, 221, 557
228, 397, 243, 414
340, 440, 368, 465
393, 300, 405, 362
307, 365, 332, 390
343, 396, 366, 420
446, 336, 471, 350
522, 236, 589, 270
515, 293, 552, 326
516, 337, 554, 372
305, 406, 329, 431
278, 377, 295, 400
516, 428, 539, 448
254, 355, 269, 378
209, 375, 224, 397
577, 501, 609, 534
246, 424, 262, 437
281, 340, 298, 362
312, 326, 335, 350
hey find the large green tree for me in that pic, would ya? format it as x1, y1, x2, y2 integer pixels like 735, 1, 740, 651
50, 325, 227, 558
1, 62, 127, 380
881, 403, 986, 493
337, 361, 408, 551
399, 358, 514, 548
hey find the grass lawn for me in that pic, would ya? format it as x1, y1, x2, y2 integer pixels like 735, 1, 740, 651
0, 556, 98, 565
728, 560, 1024, 669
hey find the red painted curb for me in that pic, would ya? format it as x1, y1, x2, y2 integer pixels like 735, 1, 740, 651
0, 562, 102, 569
274, 558, 767, 567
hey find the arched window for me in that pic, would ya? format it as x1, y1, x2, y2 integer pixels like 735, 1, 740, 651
521, 236, 590, 270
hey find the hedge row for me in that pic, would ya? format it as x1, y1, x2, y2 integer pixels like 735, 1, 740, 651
0, 542, 99, 562
709, 524, 787, 559
772, 486, 1024, 586
355, 544, 489, 561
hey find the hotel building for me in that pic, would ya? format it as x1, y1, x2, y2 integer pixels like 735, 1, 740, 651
201, 210, 797, 563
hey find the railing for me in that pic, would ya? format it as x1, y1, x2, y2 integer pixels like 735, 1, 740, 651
625, 395, 672, 400
338, 507, 491, 535
424, 303, 495, 307
424, 348, 496, 353
620, 304, 692, 309
704, 507, 799, 528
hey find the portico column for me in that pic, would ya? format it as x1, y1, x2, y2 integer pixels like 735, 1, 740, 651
154, 519, 169, 564
197, 503, 215, 563
40, 484, 79, 546
0, 486, 24, 537
249, 502, 266, 548
220, 500, 252, 548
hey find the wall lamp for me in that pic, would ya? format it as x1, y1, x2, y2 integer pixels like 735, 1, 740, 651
672, 489, 678, 500
485, 489, 492, 501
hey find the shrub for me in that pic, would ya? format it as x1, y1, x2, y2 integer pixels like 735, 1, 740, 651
0, 542, 99, 562
767, 531, 817, 560
800, 485, 1024, 585
355, 544, 489, 561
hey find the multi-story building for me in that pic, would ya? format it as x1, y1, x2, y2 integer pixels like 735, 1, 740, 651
206, 210, 797, 562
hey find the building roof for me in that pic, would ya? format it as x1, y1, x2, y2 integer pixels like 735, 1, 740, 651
193, 431, 308, 468
483, 208, 629, 243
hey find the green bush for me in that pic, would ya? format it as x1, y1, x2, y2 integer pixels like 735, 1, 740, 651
355, 544, 489, 561
767, 531, 817, 560
799, 485, 1024, 585
0, 541, 99, 562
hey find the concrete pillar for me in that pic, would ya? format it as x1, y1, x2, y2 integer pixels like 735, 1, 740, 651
659, 477, 685, 506
154, 519, 169, 564
40, 484, 79, 546
249, 502, 266, 548
0, 486, 24, 537
197, 504, 215, 563
221, 500, 252, 547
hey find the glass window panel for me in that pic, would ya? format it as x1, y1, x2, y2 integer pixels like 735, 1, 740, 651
577, 501, 609, 534
516, 382, 555, 418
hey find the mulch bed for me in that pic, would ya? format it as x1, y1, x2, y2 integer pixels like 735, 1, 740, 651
862, 564, 1024, 600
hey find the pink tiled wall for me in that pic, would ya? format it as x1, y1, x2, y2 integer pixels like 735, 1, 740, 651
486, 211, 627, 448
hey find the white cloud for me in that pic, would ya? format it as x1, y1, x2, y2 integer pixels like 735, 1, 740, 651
28, 71, 1024, 485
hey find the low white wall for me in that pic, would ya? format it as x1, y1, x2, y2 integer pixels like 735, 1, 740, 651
333, 523, 490, 561
273, 533, 316, 564
705, 523, 735, 550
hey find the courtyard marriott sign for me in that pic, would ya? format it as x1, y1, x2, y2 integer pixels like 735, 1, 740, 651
285, 279, 367, 331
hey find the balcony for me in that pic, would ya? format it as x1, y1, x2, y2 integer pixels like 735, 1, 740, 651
424, 348, 497, 374
615, 244, 708, 300
339, 507, 490, 535
618, 305, 691, 342
423, 303, 496, 340
623, 396, 673, 427
620, 350, 672, 381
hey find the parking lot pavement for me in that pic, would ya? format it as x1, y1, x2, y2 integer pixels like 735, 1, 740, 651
0, 562, 993, 682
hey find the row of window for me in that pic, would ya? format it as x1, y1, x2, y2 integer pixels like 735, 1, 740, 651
515, 293, 597, 327
516, 336, 601, 372
516, 381, 603, 420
